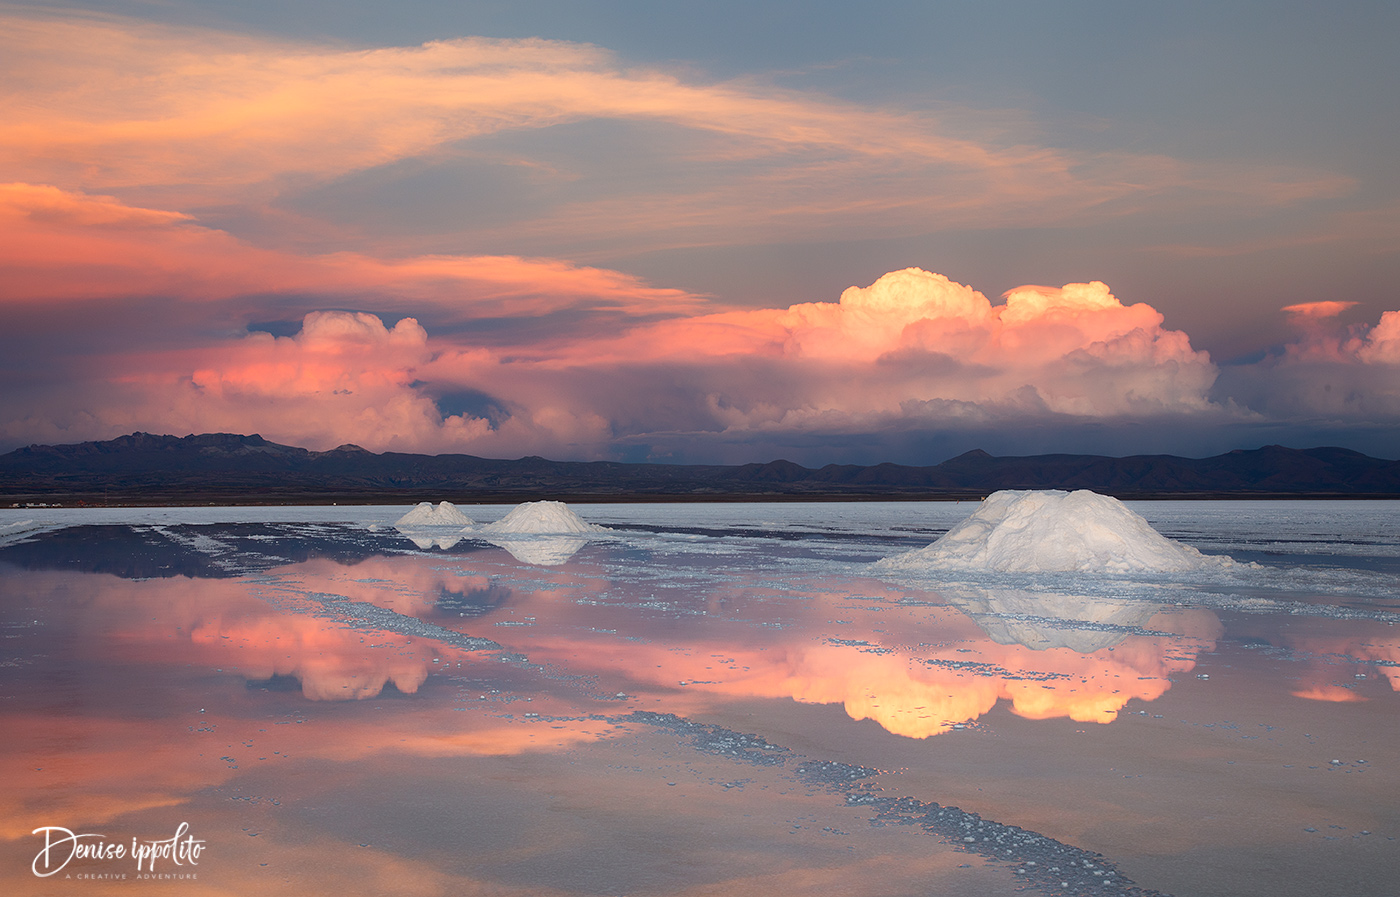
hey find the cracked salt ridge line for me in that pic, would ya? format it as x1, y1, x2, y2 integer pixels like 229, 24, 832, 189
934, 611, 1194, 642
620, 711, 1168, 897
888, 569, 1400, 621
919, 657, 1073, 681
280, 589, 504, 653
1190, 597, 1400, 621
149, 525, 247, 573
898, 594, 1190, 632
0, 518, 66, 548
859, 794, 1168, 897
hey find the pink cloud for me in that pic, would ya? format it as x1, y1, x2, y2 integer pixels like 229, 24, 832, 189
1276, 299, 1398, 365
0, 220, 1238, 456
1282, 300, 1359, 320
0, 182, 705, 318
4, 184, 1397, 459
1349, 311, 1400, 364
89, 311, 496, 453
1211, 304, 1400, 425
0, 12, 1352, 256
545, 268, 1222, 428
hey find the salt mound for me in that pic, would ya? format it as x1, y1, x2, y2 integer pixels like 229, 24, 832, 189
478, 501, 608, 535
395, 501, 474, 527
877, 489, 1223, 574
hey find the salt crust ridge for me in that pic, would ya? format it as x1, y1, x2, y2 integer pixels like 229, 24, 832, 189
0, 518, 49, 548
395, 501, 474, 527
876, 489, 1232, 574
478, 500, 609, 535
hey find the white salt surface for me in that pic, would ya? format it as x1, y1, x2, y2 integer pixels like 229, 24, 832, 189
394, 501, 474, 527
4, 500, 1396, 609
0, 518, 48, 548
876, 489, 1231, 574
478, 501, 609, 535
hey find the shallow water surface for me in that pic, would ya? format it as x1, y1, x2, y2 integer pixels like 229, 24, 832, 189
1, 502, 1397, 896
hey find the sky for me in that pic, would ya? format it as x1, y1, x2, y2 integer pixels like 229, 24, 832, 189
2, 0, 1397, 465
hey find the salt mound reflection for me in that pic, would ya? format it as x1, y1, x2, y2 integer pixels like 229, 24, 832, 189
944, 588, 1170, 653
486, 536, 590, 566
404, 533, 465, 550
877, 489, 1227, 574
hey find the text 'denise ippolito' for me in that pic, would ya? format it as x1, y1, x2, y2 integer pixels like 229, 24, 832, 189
30, 822, 207, 878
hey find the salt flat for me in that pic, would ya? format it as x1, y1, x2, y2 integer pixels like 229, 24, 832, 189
1, 500, 1397, 896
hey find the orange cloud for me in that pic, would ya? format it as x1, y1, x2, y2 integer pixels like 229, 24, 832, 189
1189, 299, 1400, 428
1249, 305, 1400, 409
1276, 299, 1400, 365
1350, 310, 1400, 364
0, 183, 703, 318
1282, 300, 1359, 320
9, 185, 1398, 459
0, 210, 1236, 454
0, 12, 1350, 253
10, 308, 489, 453
3, 10, 1389, 459
1290, 685, 1367, 703
541, 268, 1222, 427
1275, 300, 1364, 363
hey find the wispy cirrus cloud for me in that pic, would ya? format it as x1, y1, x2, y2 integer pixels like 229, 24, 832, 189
0, 182, 705, 321
1, 11, 1394, 461
0, 11, 1353, 258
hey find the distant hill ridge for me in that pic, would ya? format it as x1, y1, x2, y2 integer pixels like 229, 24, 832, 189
3, 432, 1399, 502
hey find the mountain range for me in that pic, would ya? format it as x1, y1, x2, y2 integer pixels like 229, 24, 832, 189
3, 432, 1398, 505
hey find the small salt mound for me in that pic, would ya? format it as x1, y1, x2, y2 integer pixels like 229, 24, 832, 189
877, 489, 1223, 574
478, 501, 608, 535
395, 501, 474, 527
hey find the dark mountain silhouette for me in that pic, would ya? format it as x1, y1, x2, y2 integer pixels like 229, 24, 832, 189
2, 432, 1398, 504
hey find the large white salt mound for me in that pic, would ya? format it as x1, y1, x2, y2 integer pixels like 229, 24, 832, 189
478, 501, 608, 535
394, 501, 474, 527
876, 489, 1224, 574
